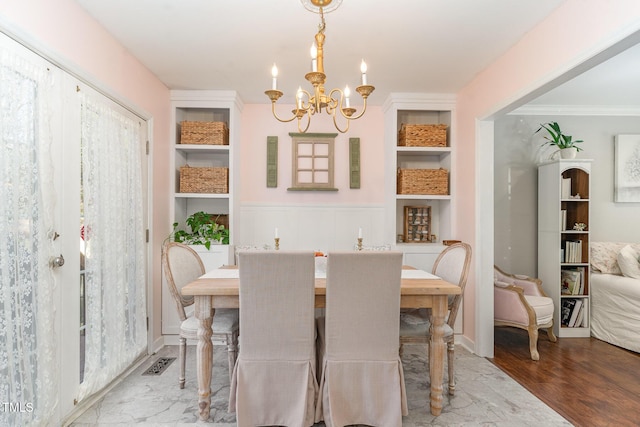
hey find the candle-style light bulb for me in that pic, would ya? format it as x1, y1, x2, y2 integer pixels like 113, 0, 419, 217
296, 86, 303, 109
360, 59, 368, 85
310, 43, 318, 72
271, 63, 278, 90
344, 85, 351, 108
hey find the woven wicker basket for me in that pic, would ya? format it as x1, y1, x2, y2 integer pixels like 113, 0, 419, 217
180, 121, 229, 145
397, 168, 449, 195
179, 166, 229, 193
398, 124, 447, 147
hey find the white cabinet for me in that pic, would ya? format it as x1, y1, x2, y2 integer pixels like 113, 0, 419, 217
162, 90, 242, 337
383, 94, 456, 251
538, 159, 592, 338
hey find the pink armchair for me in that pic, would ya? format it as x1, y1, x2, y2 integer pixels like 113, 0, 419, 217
494, 266, 557, 360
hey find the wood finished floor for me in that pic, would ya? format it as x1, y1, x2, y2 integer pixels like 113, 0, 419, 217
491, 327, 640, 427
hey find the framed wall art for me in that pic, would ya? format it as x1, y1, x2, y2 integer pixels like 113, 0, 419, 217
614, 134, 640, 202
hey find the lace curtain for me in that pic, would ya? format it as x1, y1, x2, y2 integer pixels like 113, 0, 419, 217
0, 42, 58, 425
77, 92, 147, 400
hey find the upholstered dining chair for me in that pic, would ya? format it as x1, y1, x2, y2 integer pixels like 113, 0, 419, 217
161, 242, 239, 388
229, 251, 318, 427
233, 244, 272, 265
315, 251, 407, 427
494, 265, 557, 361
398, 242, 472, 396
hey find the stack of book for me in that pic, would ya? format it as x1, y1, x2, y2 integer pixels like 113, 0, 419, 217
561, 267, 586, 295
561, 298, 586, 327
564, 240, 583, 263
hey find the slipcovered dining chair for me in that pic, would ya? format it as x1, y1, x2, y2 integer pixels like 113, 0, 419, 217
494, 265, 557, 361
161, 242, 239, 388
229, 251, 318, 427
398, 242, 472, 396
315, 251, 407, 427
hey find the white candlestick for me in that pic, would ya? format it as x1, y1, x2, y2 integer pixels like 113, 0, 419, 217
275, 228, 279, 238
358, 227, 362, 239
344, 85, 350, 108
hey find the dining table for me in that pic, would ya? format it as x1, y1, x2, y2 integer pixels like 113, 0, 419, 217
181, 263, 461, 421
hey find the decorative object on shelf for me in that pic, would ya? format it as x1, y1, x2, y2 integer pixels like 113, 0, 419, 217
265, 0, 374, 133
573, 222, 587, 231
614, 134, 640, 202
169, 211, 229, 249
535, 122, 583, 159
443, 240, 461, 246
179, 165, 229, 194
403, 206, 432, 243
179, 121, 229, 145
274, 228, 280, 250
398, 124, 448, 147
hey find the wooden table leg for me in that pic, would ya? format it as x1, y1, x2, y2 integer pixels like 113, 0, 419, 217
195, 296, 213, 421
429, 295, 446, 416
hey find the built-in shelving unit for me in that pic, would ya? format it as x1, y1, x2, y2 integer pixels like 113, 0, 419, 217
383, 94, 456, 272
163, 90, 242, 337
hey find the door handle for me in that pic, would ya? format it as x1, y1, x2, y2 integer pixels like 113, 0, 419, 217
50, 254, 65, 268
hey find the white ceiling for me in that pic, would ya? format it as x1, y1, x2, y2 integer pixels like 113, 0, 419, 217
74, 0, 640, 109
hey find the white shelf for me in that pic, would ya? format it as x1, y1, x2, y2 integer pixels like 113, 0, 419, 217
397, 194, 452, 200
175, 144, 230, 154
174, 193, 229, 199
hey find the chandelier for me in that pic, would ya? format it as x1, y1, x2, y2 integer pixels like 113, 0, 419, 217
264, 0, 375, 133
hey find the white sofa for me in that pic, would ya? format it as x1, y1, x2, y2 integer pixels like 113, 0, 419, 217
590, 242, 640, 353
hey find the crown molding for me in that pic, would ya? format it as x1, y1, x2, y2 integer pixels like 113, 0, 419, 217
509, 104, 640, 116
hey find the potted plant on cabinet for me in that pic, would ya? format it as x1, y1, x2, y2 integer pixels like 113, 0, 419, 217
169, 211, 229, 249
535, 122, 583, 159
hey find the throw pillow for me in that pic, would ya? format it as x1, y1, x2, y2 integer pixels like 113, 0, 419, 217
617, 245, 640, 280
590, 242, 625, 275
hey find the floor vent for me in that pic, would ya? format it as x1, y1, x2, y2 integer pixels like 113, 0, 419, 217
142, 357, 176, 376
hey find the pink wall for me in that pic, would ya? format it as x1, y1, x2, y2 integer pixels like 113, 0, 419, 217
456, 0, 640, 350
240, 104, 386, 204
0, 0, 171, 345
5, 0, 640, 355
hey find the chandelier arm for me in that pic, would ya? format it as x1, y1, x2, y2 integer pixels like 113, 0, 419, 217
340, 95, 368, 120
326, 87, 342, 114
270, 101, 301, 123
332, 110, 350, 133
297, 112, 311, 133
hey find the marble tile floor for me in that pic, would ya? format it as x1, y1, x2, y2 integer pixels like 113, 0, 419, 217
69, 344, 571, 426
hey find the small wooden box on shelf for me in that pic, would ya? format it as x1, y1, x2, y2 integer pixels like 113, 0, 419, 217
403, 206, 432, 243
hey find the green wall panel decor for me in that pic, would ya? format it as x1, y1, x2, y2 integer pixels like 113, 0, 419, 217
266, 136, 278, 188
349, 137, 360, 189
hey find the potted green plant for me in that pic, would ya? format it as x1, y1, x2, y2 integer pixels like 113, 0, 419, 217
535, 122, 583, 159
169, 211, 229, 249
